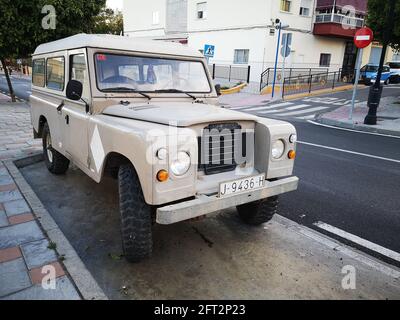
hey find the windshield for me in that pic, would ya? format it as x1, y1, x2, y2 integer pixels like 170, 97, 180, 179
366, 65, 379, 72
95, 53, 211, 93
388, 62, 400, 69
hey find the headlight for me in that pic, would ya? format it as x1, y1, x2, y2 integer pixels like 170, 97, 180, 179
170, 151, 191, 176
271, 140, 285, 159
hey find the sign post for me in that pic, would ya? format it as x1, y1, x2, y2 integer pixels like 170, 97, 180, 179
349, 27, 374, 121
203, 44, 215, 64
279, 33, 292, 99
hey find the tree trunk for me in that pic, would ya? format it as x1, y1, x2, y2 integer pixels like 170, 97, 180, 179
0, 58, 16, 102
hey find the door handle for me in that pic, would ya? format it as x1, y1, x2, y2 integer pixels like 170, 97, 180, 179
65, 115, 69, 125
57, 101, 65, 113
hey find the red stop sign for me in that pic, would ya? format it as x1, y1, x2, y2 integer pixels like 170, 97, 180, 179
354, 27, 374, 49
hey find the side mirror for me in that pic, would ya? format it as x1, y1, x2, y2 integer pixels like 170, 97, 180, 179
215, 84, 221, 96
66, 80, 83, 101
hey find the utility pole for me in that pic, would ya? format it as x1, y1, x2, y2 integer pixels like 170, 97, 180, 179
364, 0, 396, 125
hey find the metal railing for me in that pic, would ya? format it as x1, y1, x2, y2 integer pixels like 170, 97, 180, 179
282, 69, 355, 98
260, 67, 329, 92
208, 64, 251, 83
315, 13, 364, 28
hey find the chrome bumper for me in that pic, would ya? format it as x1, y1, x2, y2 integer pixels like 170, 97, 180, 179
156, 176, 299, 225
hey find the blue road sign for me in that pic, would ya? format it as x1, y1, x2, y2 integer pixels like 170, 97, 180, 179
281, 33, 292, 58
204, 44, 215, 58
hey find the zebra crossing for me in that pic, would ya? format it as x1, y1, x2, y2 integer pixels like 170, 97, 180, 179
228, 97, 361, 121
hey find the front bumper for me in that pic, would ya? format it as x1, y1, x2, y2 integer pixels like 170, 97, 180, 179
156, 176, 299, 225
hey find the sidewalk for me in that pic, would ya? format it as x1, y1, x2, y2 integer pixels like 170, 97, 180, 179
0, 95, 81, 299
316, 95, 400, 136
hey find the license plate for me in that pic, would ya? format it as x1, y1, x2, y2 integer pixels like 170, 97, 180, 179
219, 174, 265, 197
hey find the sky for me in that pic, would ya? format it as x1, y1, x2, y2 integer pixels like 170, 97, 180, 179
107, 0, 123, 11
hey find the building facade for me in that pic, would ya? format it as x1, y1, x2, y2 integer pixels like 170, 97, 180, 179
123, 0, 398, 91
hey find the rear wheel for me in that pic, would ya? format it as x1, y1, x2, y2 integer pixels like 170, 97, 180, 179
237, 196, 279, 226
42, 122, 69, 175
118, 164, 153, 262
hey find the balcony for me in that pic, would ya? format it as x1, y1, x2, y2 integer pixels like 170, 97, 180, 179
313, 13, 365, 38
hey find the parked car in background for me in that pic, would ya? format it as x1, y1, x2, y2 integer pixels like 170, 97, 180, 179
359, 64, 391, 85
386, 61, 400, 83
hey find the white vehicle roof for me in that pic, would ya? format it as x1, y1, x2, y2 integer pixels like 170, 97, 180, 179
33, 33, 203, 58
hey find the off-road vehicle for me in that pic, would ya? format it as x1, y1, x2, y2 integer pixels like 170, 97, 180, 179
31, 34, 298, 262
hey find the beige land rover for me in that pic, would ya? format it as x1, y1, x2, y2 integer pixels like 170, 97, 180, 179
30, 34, 299, 262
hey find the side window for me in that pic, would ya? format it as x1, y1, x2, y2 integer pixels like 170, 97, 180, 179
32, 59, 45, 87
70, 54, 89, 99
46, 57, 65, 91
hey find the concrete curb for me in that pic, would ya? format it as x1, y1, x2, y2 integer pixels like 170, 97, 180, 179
315, 116, 400, 137
4, 154, 108, 300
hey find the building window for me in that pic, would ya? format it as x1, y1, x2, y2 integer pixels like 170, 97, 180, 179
32, 59, 45, 87
197, 2, 207, 19
46, 57, 65, 91
299, 0, 311, 16
234, 49, 249, 64
152, 11, 159, 25
319, 53, 331, 67
280, 0, 291, 12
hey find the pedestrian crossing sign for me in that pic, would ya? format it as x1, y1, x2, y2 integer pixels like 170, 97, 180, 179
204, 44, 215, 58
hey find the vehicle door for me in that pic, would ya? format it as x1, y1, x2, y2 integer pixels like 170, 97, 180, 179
61, 49, 91, 168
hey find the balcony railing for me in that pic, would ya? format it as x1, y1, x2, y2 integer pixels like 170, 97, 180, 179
315, 14, 364, 28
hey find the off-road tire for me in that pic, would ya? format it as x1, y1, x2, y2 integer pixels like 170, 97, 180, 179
42, 122, 69, 175
237, 196, 279, 226
118, 164, 153, 262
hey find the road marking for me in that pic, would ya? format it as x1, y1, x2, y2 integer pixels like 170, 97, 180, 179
277, 106, 328, 116
307, 120, 400, 139
244, 102, 293, 112
314, 221, 400, 263
295, 115, 316, 120
281, 104, 311, 111
298, 140, 400, 163
274, 215, 400, 279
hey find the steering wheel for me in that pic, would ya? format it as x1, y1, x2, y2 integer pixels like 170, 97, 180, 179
103, 75, 137, 86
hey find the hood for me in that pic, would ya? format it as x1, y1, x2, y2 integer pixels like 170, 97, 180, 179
102, 102, 257, 127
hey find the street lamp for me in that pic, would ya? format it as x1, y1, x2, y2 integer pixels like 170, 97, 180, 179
271, 19, 290, 99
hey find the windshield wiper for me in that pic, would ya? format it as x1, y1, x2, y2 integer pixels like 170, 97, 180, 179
155, 89, 197, 100
102, 87, 151, 100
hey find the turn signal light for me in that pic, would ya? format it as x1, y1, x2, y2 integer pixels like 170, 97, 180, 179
288, 150, 296, 159
157, 170, 169, 182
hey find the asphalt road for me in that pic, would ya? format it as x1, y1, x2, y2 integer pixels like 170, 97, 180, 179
0, 74, 32, 101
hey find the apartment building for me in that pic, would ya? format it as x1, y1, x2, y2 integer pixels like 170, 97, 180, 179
123, 0, 397, 89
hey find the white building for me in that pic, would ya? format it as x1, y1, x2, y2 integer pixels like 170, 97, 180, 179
123, 0, 397, 92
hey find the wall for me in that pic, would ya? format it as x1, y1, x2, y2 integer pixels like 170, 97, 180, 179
123, 0, 167, 37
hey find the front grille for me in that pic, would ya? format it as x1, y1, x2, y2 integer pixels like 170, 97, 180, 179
198, 123, 242, 175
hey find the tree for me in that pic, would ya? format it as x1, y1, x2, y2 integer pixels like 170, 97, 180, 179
0, 0, 106, 102
93, 8, 124, 35
366, 0, 400, 51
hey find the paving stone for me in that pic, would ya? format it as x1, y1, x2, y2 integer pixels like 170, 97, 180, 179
3, 199, 30, 216
8, 213, 35, 225
0, 209, 8, 227
21, 239, 58, 270
0, 189, 22, 203
0, 174, 13, 186
0, 258, 31, 297
1, 275, 80, 300
0, 246, 22, 263
0, 221, 44, 249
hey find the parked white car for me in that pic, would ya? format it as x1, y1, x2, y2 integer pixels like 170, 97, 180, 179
30, 34, 299, 262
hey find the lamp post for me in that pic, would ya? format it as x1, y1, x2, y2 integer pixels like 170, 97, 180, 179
364, 0, 396, 125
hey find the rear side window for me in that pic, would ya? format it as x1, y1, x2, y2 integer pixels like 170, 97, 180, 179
70, 54, 89, 100
32, 59, 45, 87
46, 57, 65, 91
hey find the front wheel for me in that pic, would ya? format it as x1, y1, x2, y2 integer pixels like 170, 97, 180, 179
42, 122, 69, 175
237, 196, 279, 226
118, 164, 153, 262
